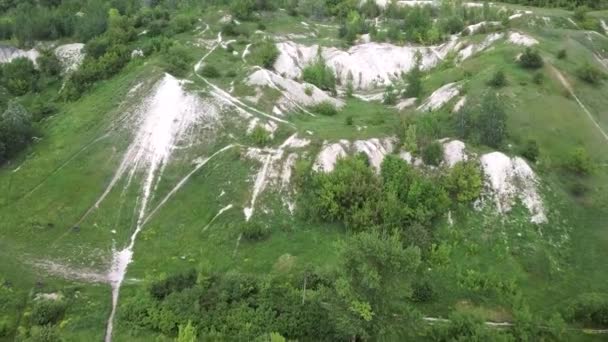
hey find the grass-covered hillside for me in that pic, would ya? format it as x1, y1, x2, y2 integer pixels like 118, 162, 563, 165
1, 0, 608, 341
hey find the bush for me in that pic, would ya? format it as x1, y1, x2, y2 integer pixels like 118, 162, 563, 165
577, 63, 606, 85
200, 65, 220, 78
345, 115, 353, 126
412, 280, 435, 302
30, 300, 66, 326
557, 49, 567, 59
532, 72, 544, 85
564, 147, 593, 175
251, 125, 272, 146
520, 139, 540, 162
519, 48, 543, 69
1, 57, 39, 96
310, 101, 338, 116
383, 85, 398, 105
302, 55, 336, 92
0, 101, 33, 164
566, 293, 608, 327
37, 51, 62, 77
149, 269, 197, 300
304, 85, 313, 96
477, 92, 507, 148
422, 141, 443, 166
249, 39, 279, 69
444, 161, 483, 203
487, 69, 507, 87
163, 43, 193, 77
241, 222, 270, 241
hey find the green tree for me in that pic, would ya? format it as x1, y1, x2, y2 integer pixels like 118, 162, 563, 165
231, 0, 255, 20
1, 57, 38, 96
404, 53, 423, 98
421, 141, 443, 166
444, 161, 483, 203
250, 39, 279, 69
0, 101, 33, 163
176, 320, 197, 342
333, 232, 421, 340
564, 147, 593, 175
477, 92, 507, 148
302, 54, 336, 93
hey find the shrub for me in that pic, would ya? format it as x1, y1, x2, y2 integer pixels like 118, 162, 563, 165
577, 63, 606, 85
0, 101, 33, 163
241, 222, 270, 241
345, 115, 353, 126
532, 72, 544, 85
520, 139, 540, 162
477, 92, 507, 148
564, 147, 593, 175
444, 161, 483, 203
404, 53, 423, 98
1, 57, 38, 95
566, 293, 608, 327
163, 43, 193, 77
383, 85, 398, 105
487, 69, 507, 87
519, 48, 543, 69
37, 50, 62, 77
422, 141, 443, 166
557, 49, 567, 59
249, 39, 279, 69
30, 300, 66, 326
200, 65, 220, 78
412, 280, 435, 302
310, 101, 338, 116
302, 55, 336, 92
149, 269, 197, 300
251, 125, 272, 146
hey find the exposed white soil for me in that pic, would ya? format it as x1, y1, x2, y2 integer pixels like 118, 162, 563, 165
313, 137, 395, 173
395, 97, 417, 110
35, 293, 63, 301
480, 152, 547, 224
0, 45, 39, 64
34, 260, 107, 283
274, 39, 459, 90
247, 68, 343, 112
452, 96, 467, 112
54, 43, 85, 72
243, 134, 310, 220
242, 43, 252, 62
442, 139, 468, 167
602, 20, 608, 33
417, 82, 461, 112
465, 21, 501, 35
567, 18, 580, 29
508, 32, 538, 46
100, 73, 221, 342
202, 204, 234, 231
458, 32, 504, 60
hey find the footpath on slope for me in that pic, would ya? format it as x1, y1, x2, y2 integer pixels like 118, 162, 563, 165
549, 64, 608, 142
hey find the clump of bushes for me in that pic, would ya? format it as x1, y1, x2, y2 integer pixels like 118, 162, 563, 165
241, 221, 270, 241
162, 43, 194, 77
577, 63, 606, 85
30, 300, 67, 326
200, 64, 220, 78
249, 39, 279, 69
149, 269, 197, 300
557, 49, 567, 60
251, 125, 272, 146
310, 101, 338, 116
487, 69, 507, 87
520, 139, 540, 162
422, 141, 443, 166
565, 293, 608, 327
519, 48, 543, 69
383, 85, 398, 105
302, 55, 336, 93
564, 147, 593, 175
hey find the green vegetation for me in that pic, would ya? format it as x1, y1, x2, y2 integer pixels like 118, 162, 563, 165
249, 39, 279, 69
302, 54, 336, 93
310, 101, 338, 116
519, 48, 544, 69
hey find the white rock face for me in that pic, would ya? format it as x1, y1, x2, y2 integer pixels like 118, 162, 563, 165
246, 68, 344, 112
458, 32, 504, 60
442, 140, 467, 167
417, 82, 461, 112
0, 45, 39, 64
480, 152, 547, 224
313, 138, 395, 173
54, 43, 85, 72
274, 39, 459, 90
508, 32, 538, 46
452, 96, 467, 113
465, 21, 501, 35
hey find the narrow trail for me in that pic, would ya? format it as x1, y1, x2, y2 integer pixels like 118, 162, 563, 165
202, 204, 234, 232
549, 65, 608, 142
423, 317, 608, 335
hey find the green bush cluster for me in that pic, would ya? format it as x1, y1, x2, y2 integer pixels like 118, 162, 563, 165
249, 39, 279, 69
301, 56, 336, 93
310, 101, 338, 116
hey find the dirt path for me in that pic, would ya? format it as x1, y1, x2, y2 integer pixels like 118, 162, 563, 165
549, 64, 608, 142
